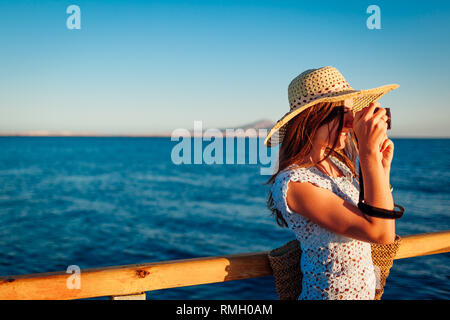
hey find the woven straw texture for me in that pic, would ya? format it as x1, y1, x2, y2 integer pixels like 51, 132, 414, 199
268, 235, 402, 300
371, 235, 402, 300
268, 239, 303, 300
264, 66, 399, 147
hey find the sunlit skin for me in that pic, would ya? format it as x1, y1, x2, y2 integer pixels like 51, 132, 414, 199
286, 100, 396, 244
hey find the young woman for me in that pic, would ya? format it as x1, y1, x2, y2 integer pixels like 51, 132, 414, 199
265, 66, 399, 300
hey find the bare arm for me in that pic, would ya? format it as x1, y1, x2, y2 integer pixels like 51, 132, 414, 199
356, 103, 395, 243
286, 180, 394, 244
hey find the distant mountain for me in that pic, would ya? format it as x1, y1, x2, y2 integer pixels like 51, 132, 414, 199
233, 119, 275, 131
219, 119, 275, 137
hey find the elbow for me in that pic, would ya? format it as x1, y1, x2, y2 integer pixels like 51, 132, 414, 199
372, 231, 396, 245
364, 220, 396, 244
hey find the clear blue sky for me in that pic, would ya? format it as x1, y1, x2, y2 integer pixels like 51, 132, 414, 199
0, 0, 449, 137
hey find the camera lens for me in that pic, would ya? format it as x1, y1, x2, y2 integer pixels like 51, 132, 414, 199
374, 107, 391, 130
385, 107, 391, 130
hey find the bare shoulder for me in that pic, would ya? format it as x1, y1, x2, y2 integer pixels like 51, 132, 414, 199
286, 179, 335, 216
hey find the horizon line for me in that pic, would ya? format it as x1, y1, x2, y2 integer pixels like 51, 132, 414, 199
0, 134, 448, 139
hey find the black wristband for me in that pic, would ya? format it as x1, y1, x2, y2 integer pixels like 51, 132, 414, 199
358, 201, 404, 219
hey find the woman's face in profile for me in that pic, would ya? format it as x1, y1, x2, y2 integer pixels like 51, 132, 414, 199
314, 100, 354, 150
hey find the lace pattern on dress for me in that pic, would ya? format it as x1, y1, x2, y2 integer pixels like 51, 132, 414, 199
270, 156, 376, 300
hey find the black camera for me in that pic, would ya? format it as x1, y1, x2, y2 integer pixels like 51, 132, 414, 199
375, 107, 391, 130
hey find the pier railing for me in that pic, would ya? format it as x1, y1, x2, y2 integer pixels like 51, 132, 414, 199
0, 230, 449, 300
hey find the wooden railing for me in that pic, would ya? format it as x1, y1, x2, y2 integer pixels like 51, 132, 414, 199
0, 230, 449, 300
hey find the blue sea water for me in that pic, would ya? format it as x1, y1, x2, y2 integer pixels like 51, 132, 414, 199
0, 137, 448, 300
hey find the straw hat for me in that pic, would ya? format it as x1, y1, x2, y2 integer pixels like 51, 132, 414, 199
264, 66, 399, 147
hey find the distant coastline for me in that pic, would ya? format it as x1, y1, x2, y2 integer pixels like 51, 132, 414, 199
0, 119, 448, 139
0, 135, 448, 139
0, 119, 276, 138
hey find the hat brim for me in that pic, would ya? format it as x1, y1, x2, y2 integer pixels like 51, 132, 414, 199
264, 84, 399, 147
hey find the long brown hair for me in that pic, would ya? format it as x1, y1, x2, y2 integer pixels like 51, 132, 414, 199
266, 101, 357, 227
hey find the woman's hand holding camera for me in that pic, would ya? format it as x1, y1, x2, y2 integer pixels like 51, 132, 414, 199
353, 102, 393, 172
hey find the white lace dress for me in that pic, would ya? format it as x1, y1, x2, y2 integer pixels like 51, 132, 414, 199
270, 156, 377, 300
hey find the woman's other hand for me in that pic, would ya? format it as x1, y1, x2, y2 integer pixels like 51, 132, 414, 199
380, 135, 394, 172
